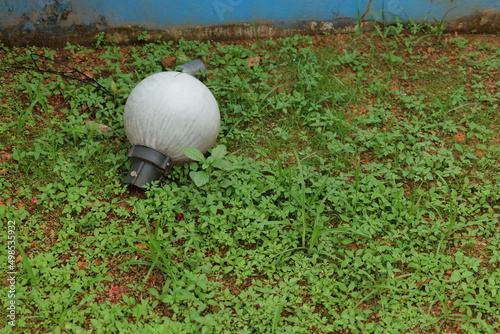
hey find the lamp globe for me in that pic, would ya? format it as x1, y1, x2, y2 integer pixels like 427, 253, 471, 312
123, 69, 220, 189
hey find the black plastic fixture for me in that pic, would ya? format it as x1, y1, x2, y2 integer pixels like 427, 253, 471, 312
124, 145, 171, 188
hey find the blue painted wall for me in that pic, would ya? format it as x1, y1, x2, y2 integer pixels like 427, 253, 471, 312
1, 0, 499, 34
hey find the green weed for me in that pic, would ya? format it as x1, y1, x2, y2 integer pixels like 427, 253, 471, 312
0, 27, 499, 333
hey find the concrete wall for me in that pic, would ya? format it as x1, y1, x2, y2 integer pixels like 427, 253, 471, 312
1, 0, 499, 45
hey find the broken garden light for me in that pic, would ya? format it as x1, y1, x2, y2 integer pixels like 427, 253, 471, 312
123, 60, 220, 188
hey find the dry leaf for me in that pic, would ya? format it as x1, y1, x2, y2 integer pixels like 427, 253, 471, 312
85, 120, 110, 134
453, 133, 466, 143
77, 261, 89, 269
161, 57, 176, 69
246, 57, 261, 67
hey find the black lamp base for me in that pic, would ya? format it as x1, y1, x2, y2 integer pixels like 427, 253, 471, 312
124, 145, 171, 189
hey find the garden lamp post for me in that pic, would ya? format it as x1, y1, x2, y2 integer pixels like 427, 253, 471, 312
123, 60, 220, 189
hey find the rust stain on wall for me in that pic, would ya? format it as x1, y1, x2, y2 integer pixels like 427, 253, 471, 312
447, 9, 500, 33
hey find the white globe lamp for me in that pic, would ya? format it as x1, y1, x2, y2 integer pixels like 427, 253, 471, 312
123, 61, 220, 189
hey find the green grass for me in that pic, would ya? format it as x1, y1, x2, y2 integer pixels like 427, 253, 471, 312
0, 24, 499, 333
